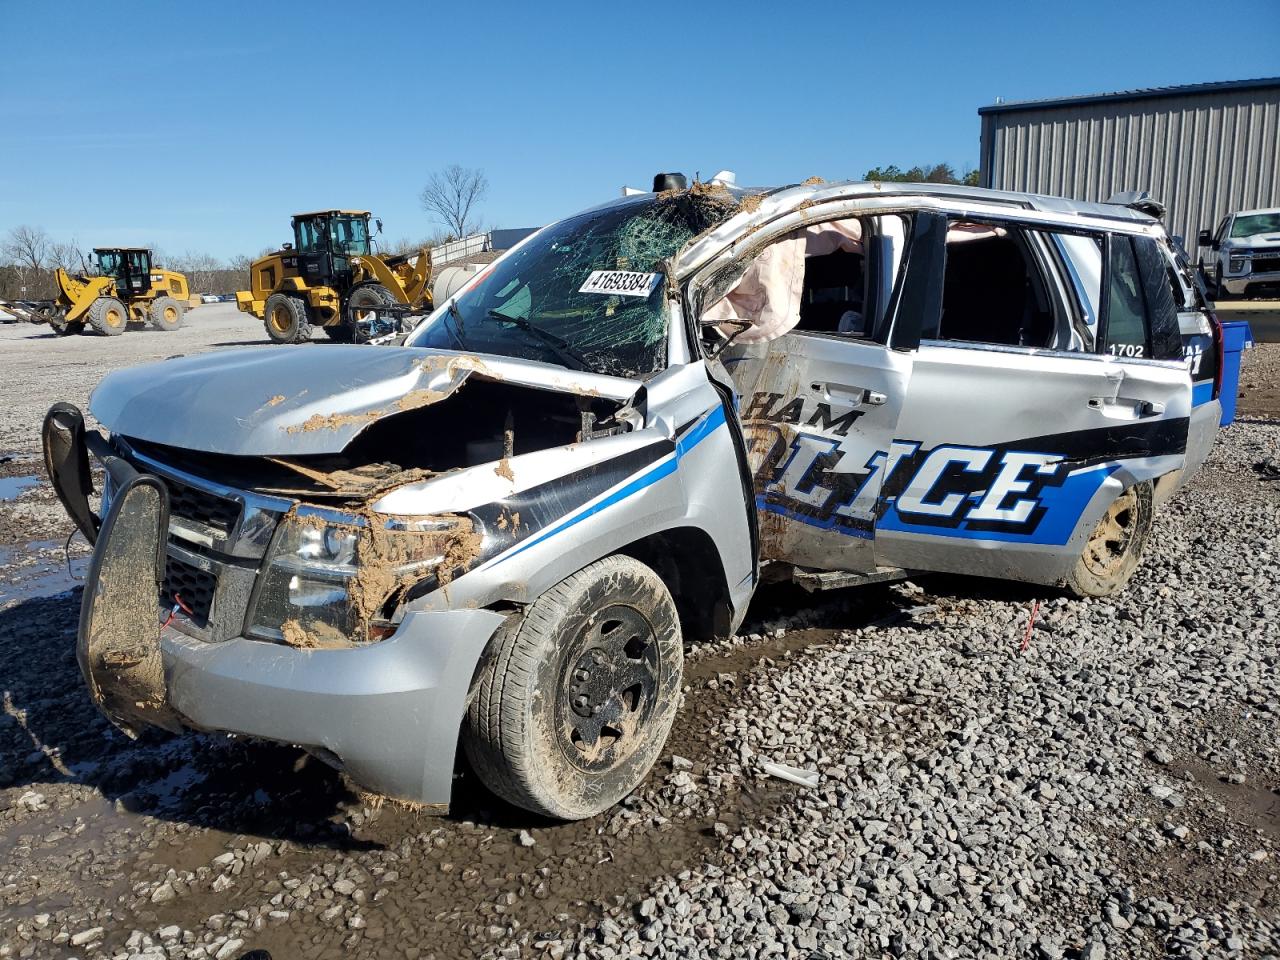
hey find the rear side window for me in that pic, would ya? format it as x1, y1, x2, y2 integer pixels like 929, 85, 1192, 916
1103, 235, 1182, 362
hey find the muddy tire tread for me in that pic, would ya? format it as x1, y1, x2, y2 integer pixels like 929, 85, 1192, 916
464, 555, 680, 819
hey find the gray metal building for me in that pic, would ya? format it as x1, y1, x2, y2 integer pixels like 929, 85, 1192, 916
979, 77, 1280, 247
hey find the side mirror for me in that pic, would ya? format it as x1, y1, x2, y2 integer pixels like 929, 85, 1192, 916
375, 218, 384, 235
1196, 229, 1211, 247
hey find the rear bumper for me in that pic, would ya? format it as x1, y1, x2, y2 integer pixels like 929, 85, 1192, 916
162, 608, 506, 808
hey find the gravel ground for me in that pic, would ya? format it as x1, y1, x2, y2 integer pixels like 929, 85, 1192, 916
0, 336, 1276, 959
0, 305, 269, 456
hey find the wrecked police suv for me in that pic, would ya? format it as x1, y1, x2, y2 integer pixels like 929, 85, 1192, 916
44, 178, 1222, 819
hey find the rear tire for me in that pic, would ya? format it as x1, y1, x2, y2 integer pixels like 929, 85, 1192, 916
263, 293, 312, 344
148, 295, 184, 331
1065, 482, 1153, 598
463, 555, 684, 820
87, 297, 128, 336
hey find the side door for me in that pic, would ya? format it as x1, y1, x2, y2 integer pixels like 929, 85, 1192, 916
874, 214, 1190, 585
717, 213, 932, 574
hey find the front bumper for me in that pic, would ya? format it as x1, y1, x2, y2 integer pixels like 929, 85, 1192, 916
1223, 270, 1280, 295
43, 402, 507, 809
163, 608, 505, 807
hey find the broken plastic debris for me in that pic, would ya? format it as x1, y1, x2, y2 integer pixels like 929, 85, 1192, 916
759, 760, 819, 789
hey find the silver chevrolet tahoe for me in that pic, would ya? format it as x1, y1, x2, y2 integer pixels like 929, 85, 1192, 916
44, 179, 1223, 820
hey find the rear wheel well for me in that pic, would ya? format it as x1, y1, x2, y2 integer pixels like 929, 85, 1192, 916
617, 527, 733, 644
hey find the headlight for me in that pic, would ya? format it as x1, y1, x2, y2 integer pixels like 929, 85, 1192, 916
247, 508, 477, 646
1229, 257, 1247, 273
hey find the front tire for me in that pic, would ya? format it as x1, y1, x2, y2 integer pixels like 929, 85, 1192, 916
463, 555, 684, 820
346, 283, 397, 343
87, 297, 128, 336
263, 293, 312, 344
1065, 482, 1153, 598
148, 295, 184, 331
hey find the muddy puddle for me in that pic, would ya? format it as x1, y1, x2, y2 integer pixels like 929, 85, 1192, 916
0, 538, 87, 607
0, 474, 40, 501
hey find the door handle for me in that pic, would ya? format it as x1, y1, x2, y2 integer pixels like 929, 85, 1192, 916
1088, 397, 1165, 417
811, 383, 887, 406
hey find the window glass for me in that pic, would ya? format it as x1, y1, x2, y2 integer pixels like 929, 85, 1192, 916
1104, 236, 1149, 358
330, 217, 371, 255
295, 219, 327, 253
96, 251, 121, 277
1133, 236, 1182, 361
1230, 212, 1280, 238
409, 192, 737, 377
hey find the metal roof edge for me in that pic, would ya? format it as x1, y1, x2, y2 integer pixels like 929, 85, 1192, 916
978, 76, 1280, 116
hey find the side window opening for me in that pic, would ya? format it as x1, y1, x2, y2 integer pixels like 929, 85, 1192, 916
704, 215, 908, 345
931, 221, 1055, 349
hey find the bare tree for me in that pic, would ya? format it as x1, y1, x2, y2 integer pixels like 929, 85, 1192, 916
2, 225, 52, 298
49, 238, 88, 273
170, 251, 222, 294
419, 164, 489, 238
3, 225, 50, 271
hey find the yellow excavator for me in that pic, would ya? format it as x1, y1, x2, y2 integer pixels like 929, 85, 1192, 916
3, 248, 190, 336
236, 210, 433, 344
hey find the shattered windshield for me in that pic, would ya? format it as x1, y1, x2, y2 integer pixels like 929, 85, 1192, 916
407, 192, 737, 377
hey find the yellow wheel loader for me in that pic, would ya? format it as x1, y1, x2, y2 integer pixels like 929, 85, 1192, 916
4, 248, 191, 336
236, 210, 433, 345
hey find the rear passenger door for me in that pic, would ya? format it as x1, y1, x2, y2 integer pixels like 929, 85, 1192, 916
874, 215, 1190, 585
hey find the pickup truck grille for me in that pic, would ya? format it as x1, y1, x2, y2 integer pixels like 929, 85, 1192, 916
162, 555, 216, 628
165, 476, 241, 534
1252, 256, 1280, 274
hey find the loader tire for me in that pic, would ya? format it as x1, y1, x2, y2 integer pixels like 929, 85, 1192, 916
1064, 481, 1153, 598
463, 555, 683, 820
148, 296, 184, 332
87, 297, 128, 336
263, 293, 312, 345
346, 283, 397, 343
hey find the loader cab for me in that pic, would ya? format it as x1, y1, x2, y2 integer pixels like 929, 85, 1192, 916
290, 211, 372, 290
94, 248, 153, 296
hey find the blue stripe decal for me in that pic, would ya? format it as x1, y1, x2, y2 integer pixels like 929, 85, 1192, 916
877, 462, 1120, 545
494, 405, 726, 564
1191, 381, 1213, 407
756, 496, 874, 540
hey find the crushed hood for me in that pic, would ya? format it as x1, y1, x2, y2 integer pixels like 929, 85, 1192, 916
89, 345, 636, 456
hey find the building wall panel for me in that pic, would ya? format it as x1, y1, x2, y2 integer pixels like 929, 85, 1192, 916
981, 85, 1280, 246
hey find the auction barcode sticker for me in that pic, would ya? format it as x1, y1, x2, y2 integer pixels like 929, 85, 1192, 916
579, 270, 661, 297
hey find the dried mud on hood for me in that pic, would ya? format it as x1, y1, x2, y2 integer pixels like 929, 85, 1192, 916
88, 345, 635, 458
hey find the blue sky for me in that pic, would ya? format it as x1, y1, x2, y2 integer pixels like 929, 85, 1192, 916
2, 0, 1277, 261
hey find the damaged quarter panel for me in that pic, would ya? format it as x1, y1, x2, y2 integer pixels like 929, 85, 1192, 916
377, 359, 756, 625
